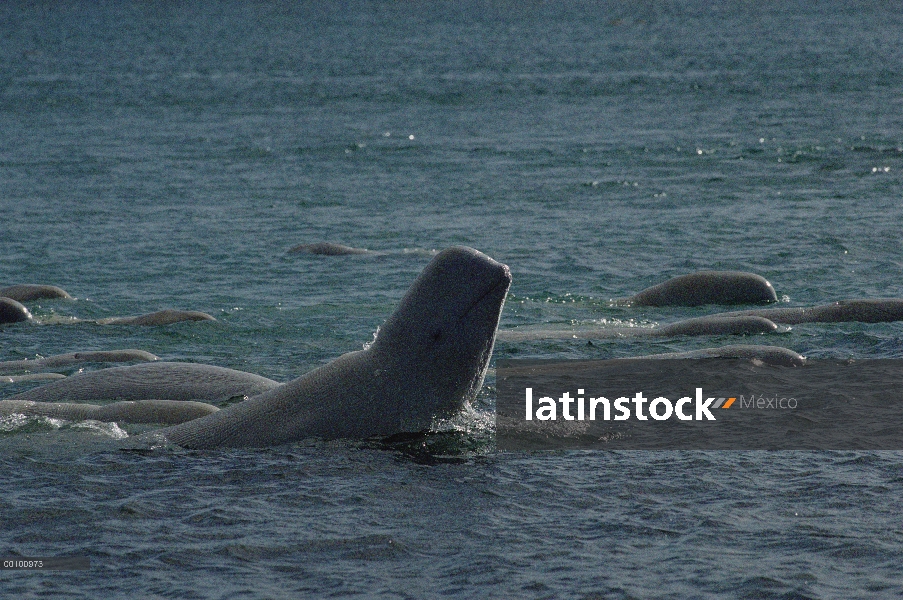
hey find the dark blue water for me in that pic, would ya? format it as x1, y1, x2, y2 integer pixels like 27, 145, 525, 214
2, 1, 903, 597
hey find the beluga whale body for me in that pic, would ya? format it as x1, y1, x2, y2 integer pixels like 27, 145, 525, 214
0, 297, 32, 324
708, 298, 903, 324
625, 270, 778, 306
497, 315, 780, 341
0, 284, 72, 302
288, 242, 369, 256
154, 246, 511, 448
5, 362, 281, 405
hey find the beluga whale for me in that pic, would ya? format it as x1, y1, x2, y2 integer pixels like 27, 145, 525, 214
0, 297, 32, 324
624, 270, 778, 306
288, 242, 369, 255
0, 284, 72, 302
151, 246, 511, 448
705, 298, 903, 324
497, 315, 780, 341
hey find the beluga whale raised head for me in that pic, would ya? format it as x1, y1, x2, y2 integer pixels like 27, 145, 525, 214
157, 246, 511, 449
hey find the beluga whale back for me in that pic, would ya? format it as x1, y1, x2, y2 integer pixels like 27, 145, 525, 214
0, 297, 32, 324
157, 246, 511, 449
627, 270, 778, 307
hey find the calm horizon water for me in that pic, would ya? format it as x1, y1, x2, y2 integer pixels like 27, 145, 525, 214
2, 1, 903, 597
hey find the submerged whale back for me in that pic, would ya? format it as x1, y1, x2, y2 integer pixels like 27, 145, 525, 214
6, 362, 281, 404
710, 298, 903, 324
0, 297, 32, 324
0, 284, 72, 302
629, 270, 777, 307
0, 399, 218, 425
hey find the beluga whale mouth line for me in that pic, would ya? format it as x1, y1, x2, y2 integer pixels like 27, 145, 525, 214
464, 276, 512, 320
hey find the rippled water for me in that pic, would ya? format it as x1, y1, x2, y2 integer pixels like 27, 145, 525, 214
2, 1, 903, 597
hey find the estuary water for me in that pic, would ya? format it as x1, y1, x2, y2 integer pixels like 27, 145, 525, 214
2, 1, 903, 597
